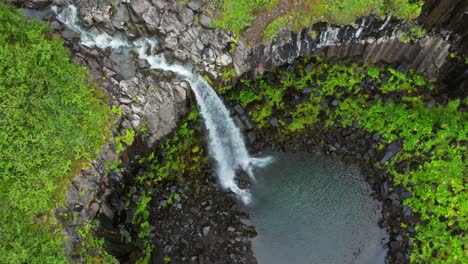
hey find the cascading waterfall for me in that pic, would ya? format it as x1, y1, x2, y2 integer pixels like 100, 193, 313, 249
53, 3, 271, 203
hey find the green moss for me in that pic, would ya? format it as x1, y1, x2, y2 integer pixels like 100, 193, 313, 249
211, 0, 279, 35
263, 15, 292, 41
399, 22, 426, 43
0, 3, 112, 262
225, 56, 467, 263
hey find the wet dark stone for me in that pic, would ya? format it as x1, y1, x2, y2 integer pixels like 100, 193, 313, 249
380, 139, 403, 164
302, 87, 312, 94
234, 104, 245, 115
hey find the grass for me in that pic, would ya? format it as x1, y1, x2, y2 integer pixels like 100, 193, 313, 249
263, 14, 292, 41
211, 0, 279, 36
211, 0, 424, 41
225, 56, 467, 263
0, 3, 112, 263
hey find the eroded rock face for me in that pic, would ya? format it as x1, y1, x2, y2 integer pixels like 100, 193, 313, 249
237, 18, 455, 83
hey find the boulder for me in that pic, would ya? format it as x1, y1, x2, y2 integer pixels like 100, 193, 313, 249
188, 0, 202, 11
199, 14, 212, 28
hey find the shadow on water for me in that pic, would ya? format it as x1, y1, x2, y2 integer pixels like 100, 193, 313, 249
246, 152, 388, 264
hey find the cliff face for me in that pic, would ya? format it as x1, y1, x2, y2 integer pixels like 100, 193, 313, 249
418, 0, 468, 95
234, 0, 467, 96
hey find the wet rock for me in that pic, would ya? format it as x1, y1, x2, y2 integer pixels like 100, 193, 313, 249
427, 99, 436, 108
233, 115, 243, 128
247, 132, 257, 144
380, 139, 403, 164
241, 115, 254, 130
302, 87, 312, 94
234, 104, 245, 115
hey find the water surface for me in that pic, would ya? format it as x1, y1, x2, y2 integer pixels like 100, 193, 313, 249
248, 152, 388, 264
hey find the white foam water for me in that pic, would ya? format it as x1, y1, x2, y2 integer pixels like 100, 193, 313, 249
53, 3, 271, 203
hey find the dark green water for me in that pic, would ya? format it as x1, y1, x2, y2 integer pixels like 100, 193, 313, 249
248, 152, 388, 264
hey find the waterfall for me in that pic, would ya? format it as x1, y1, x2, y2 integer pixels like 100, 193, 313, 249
53, 3, 271, 203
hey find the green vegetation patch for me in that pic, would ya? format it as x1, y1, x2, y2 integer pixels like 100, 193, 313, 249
210, 0, 423, 41
0, 3, 111, 263
224, 56, 467, 263
211, 0, 279, 35
263, 14, 292, 42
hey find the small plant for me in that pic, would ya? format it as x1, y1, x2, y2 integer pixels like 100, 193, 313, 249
400, 23, 426, 43
263, 15, 291, 41
166, 192, 180, 206
114, 128, 136, 153
112, 105, 123, 116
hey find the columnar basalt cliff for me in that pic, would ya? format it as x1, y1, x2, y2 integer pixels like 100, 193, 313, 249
236, 23, 466, 96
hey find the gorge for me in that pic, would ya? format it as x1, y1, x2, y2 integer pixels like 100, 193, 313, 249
1, 0, 467, 263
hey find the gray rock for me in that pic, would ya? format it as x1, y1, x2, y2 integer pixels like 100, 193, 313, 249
119, 97, 133, 104
142, 7, 161, 32
160, 11, 186, 34
247, 131, 256, 144
302, 87, 312, 94
332, 99, 339, 106
372, 133, 380, 141
203, 226, 211, 236
234, 104, 245, 115
233, 115, 243, 128
199, 14, 212, 28
270, 117, 278, 126
227, 226, 236, 232
427, 99, 436, 108
380, 139, 403, 164
130, 0, 152, 17
218, 54, 232, 66
188, 0, 202, 11
240, 115, 253, 130
100, 203, 114, 220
